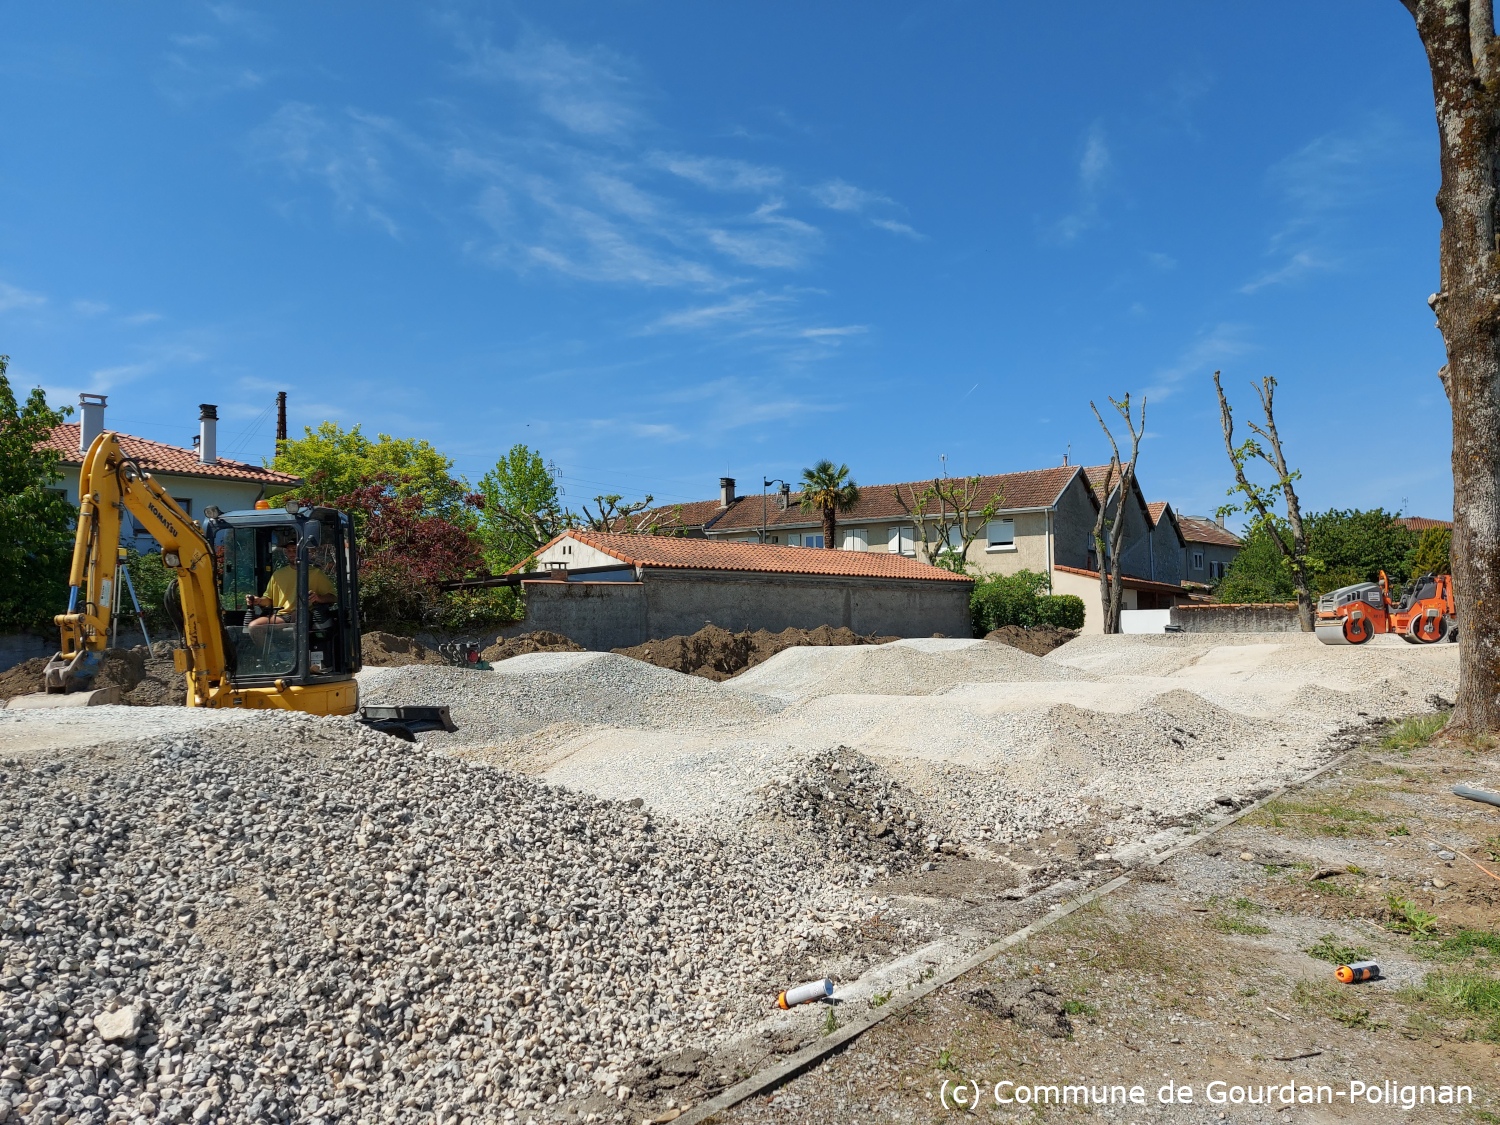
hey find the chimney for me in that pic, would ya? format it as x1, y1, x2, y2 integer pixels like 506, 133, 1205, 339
198, 404, 218, 465
1216, 513, 1225, 529
777, 482, 790, 511
78, 393, 107, 452
275, 391, 287, 443
719, 476, 736, 508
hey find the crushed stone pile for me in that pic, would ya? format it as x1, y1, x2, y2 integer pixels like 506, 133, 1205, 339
751, 747, 932, 868
480, 631, 585, 664
0, 712, 885, 1124
984, 624, 1078, 657
614, 624, 898, 682
728, 637, 1093, 703
356, 653, 784, 751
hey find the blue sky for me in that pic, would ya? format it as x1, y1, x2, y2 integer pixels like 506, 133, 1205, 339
0, 3, 1451, 523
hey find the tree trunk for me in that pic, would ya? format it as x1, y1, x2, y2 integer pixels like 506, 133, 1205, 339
1404, 0, 1500, 735
823, 507, 837, 548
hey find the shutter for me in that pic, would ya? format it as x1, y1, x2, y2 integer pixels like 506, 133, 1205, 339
888, 526, 900, 553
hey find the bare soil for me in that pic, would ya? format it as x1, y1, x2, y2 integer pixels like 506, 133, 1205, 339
481, 629, 586, 663
614, 623, 900, 682
985, 623, 1079, 657
360, 630, 446, 667
692, 722, 1500, 1124
0, 646, 181, 705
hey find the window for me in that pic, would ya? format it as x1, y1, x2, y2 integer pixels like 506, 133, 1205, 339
841, 528, 868, 551
804, 534, 825, 549
1208, 560, 1228, 580
1192, 550, 1204, 570
173, 497, 192, 517
768, 535, 780, 544
888, 526, 916, 556
986, 518, 1015, 550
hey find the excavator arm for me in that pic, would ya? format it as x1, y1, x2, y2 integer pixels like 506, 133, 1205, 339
44, 431, 230, 705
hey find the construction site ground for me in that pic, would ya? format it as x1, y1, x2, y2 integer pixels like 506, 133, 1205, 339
707, 719, 1500, 1125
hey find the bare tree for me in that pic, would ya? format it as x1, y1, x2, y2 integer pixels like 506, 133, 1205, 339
893, 476, 1003, 573
1089, 394, 1145, 633
1213, 371, 1313, 631
1399, 1, 1500, 736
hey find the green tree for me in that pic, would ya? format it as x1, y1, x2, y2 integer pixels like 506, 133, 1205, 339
0, 357, 76, 629
273, 422, 466, 516
1406, 526, 1452, 577
1214, 523, 1297, 604
799, 460, 860, 549
1304, 509, 1416, 589
475, 444, 569, 572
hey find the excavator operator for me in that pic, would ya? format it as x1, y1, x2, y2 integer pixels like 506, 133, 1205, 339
246, 530, 336, 638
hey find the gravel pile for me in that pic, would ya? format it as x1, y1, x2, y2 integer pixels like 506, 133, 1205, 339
356, 654, 784, 752
0, 711, 885, 1125
480, 633, 584, 665
613, 625, 898, 682
727, 637, 1093, 703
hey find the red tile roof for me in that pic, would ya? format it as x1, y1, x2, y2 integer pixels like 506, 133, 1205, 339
1144, 501, 1186, 548
1398, 516, 1452, 531
610, 497, 726, 532
1177, 515, 1242, 548
41, 425, 299, 489
1053, 564, 1190, 596
698, 465, 1085, 534
1146, 501, 1169, 523
540, 529, 973, 582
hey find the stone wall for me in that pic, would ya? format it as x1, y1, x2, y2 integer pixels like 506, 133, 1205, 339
1169, 602, 1301, 633
0, 631, 57, 674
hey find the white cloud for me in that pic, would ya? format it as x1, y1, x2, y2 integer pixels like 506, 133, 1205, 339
0, 281, 46, 313
1052, 122, 1111, 243
1239, 250, 1333, 294
73, 300, 110, 316
1141, 322, 1254, 400
811, 179, 888, 212
458, 30, 643, 140
641, 292, 789, 333
871, 218, 922, 238
798, 325, 867, 339
652, 153, 783, 192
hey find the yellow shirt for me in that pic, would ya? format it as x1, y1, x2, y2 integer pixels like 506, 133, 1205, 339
263, 564, 336, 612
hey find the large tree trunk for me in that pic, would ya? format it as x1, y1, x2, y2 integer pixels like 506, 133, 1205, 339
823, 507, 837, 548
1404, 0, 1500, 735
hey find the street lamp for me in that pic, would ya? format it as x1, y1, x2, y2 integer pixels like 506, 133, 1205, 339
762, 478, 790, 544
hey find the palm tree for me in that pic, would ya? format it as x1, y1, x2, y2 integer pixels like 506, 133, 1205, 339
799, 460, 860, 549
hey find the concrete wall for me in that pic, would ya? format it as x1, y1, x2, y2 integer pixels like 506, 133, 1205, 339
1182, 540, 1241, 584
1121, 609, 1172, 634
0, 630, 57, 674
500, 569, 974, 649
1149, 522, 1184, 586
1169, 602, 1301, 633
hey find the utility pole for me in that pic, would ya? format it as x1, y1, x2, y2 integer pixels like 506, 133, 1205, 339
275, 391, 287, 448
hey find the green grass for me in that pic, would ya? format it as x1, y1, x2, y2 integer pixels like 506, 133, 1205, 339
1381, 713, 1450, 751
870, 991, 891, 1008
937, 1046, 956, 1070
1413, 970, 1500, 1041
1062, 999, 1098, 1016
823, 1006, 838, 1036
1208, 914, 1271, 936
1389, 824, 1410, 837
1387, 894, 1440, 936
1292, 979, 1377, 1028
1306, 934, 1374, 964
1440, 930, 1500, 958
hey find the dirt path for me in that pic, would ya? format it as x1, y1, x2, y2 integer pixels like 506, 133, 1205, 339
698, 718, 1499, 1123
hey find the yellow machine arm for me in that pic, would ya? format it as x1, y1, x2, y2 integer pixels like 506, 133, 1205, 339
47, 431, 230, 705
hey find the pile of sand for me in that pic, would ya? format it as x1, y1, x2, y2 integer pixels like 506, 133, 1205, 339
985, 624, 1078, 657
614, 623, 899, 681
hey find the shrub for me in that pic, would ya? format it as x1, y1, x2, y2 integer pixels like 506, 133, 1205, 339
970, 570, 1083, 633
1035, 594, 1085, 630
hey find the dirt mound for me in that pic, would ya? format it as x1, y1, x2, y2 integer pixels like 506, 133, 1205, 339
615, 623, 899, 681
0, 648, 145, 699
481, 630, 586, 663
360, 631, 445, 667
123, 653, 186, 706
985, 624, 1078, 657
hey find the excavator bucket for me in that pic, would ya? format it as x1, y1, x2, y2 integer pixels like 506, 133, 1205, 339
3, 650, 120, 709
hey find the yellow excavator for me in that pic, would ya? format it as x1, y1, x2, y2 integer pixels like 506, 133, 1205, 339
9, 431, 451, 739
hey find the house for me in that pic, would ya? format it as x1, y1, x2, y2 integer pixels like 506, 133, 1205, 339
1397, 516, 1453, 532
1173, 512, 1243, 586
630, 465, 1193, 633
506, 529, 975, 649
40, 394, 299, 550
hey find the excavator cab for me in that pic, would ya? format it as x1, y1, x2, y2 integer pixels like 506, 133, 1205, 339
207, 505, 364, 687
